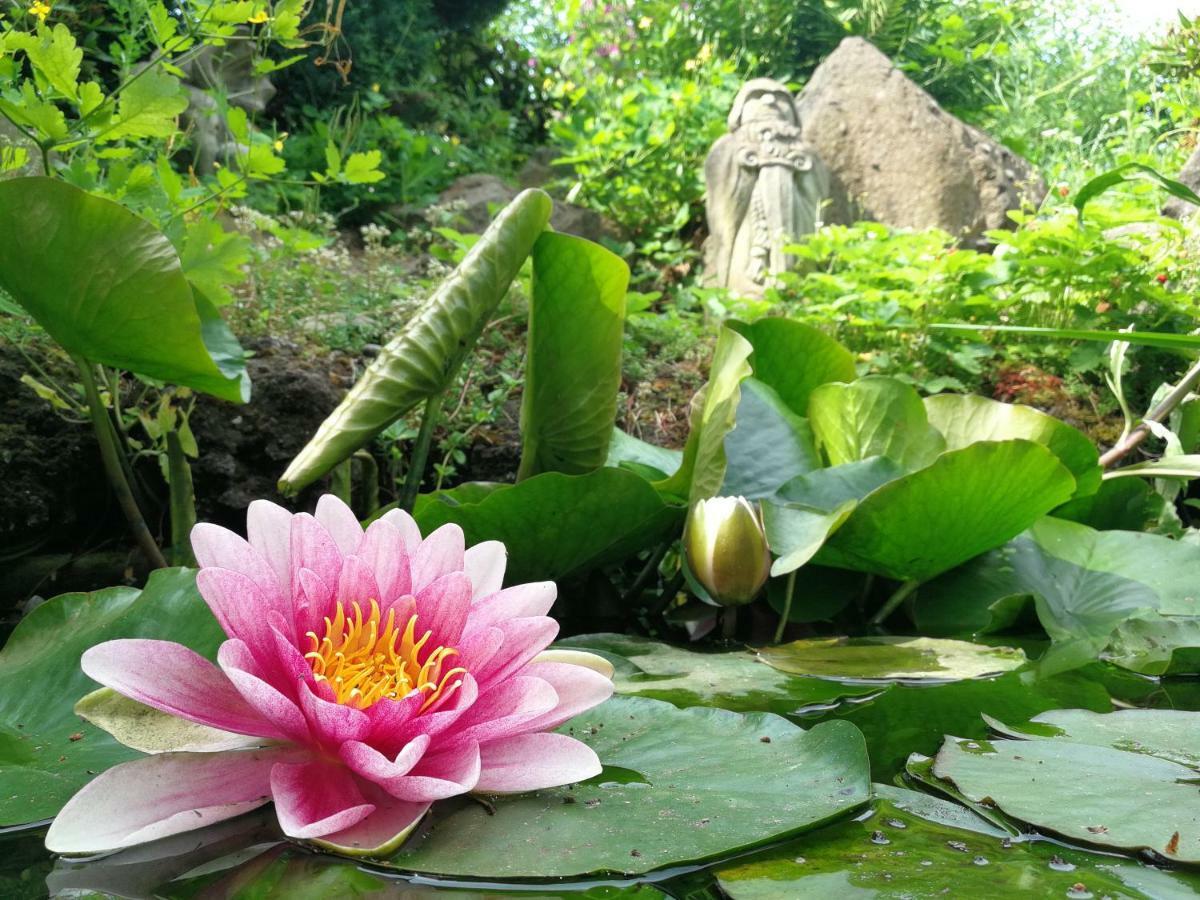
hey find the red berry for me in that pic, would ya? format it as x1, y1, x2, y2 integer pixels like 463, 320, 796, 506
1157, 273, 1169, 284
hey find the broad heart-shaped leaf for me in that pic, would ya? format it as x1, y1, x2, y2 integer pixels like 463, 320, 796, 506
517, 231, 629, 479
0, 569, 222, 826
763, 501, 856, 577
716, 788, 1200, 900
914, 517, 1200, 668
557, 633, 877, 715
932, 734, 1200, 863
728, 318, 856, 416
924, 393, 1102, 498
605, 426, 683, 480
656, 326, 753, 503
722, 378, 821, 500
817, 441, 1077, 583
1052, 476, 1174, 532
775, 456, 905, 511
985, 708, 1200, 768
382, 696, 871, 878
0, 177, 247, 402
414, 468, 683, 584
279, 189, 553, 493
807, 377, 945, 471
758, 637, 1026, 683
1101, 613, 1200, 676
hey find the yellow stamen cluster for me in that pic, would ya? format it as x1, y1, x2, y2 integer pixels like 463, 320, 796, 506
305, 599, 465, 711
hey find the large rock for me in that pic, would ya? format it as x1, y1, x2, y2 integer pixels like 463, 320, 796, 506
435, 174, 622, 243
1163, 147, 1200, 219
796, 37, 1045, 245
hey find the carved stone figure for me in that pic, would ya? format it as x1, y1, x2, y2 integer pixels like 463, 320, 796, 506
704, 78, 829, 295
179, 40, 276, 174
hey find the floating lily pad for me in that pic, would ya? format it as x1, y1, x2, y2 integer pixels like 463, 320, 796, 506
384, 695, 871, 878
0, 569, 222, 826
984, 708, 1200, 768
716, 789, 1200, 899
932, 733, 1200, 863
1101, 613, 1200, 676
558, 633, 877, 715
758, 637, 1026, 683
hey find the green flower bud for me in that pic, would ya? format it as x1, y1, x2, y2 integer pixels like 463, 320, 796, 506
685, 496, 771, 606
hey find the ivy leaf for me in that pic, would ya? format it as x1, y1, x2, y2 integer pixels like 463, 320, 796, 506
101, 67, 188, 141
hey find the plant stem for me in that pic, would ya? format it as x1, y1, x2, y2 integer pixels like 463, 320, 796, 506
165, 429, 196, 566
330, 458, 353, 505
773, 571, 797, 644
399, 392, 445, 514
1099, 356, 1200, 468
74, 357, 167, 569
354, 450, 380, 515
722, 606, 738, 640
870, 579, 919, 626
623, 542, 670, 605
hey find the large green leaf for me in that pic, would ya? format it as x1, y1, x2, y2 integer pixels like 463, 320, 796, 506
0, 569, 222, 826
722, 378, 821, 500
818, 441, 1077, 583
775, 457, 905, 511
517, 231, 629, 479
717, 789, 1200, 899
924, 393, 1101, 497
985, 708, 1200, 768
383, 696, 871, 878
280, 189, 553, 493
932, 732, 1200, 863
1053, 476, 1174, 532
915, 517, 1200, 665
605, 427, 683, 480
763, 501, 857, 577
414, 468, 683, 584
808, 377, 945, 471
656, 326, 753, 502
1101, 613, 1200, 676
729, 318, 856, 416
557, 633, 877, 715
0, 177, 247, 402
758, 637, 1026, 683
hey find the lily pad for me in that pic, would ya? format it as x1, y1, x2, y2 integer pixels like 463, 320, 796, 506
0, 569, 222, 825
729, 318, 856, 416
818, 441, 1077, 583
384, 695, 871, 878
808, 377, 945, 471
605, 427, 683, 480
414, 468, 683, 584
557, 633, 877, 715
722, 378, 821, 500
1101, 613, 1200, 676
716, 789, 1200, 899
984, 708, 1200, 768
758, 637, 1026, 683
763, 501, 856, 577
932, 734, 1200, 863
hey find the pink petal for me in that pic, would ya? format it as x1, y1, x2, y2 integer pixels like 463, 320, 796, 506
315, 494, 364, 556
263, 621, 314, 697
290, 514, 344, 602
190, 524, 287, 624
465, 582, 556, 632
310, 781, 429, 857
464, 540, 506, 599
410, 524, 465, 593
270, 759, 375, 840
295, 567, 334, 640
246, 499, 293, 592
390, 673, 479, 745
365, 690, 426, 758
45, 747, 298, 854
518, 661, 615, 732
219, 640, 310, 745
379, 508, 422, 551
340, 734, 429, 788
475, 733, 601, 793
473, 617, 559, 686
335, 555, 382, 609
414, 572, 472, 648
298, 681, 371, 746
195, 567, 279, 646
82, 639, 285, 741
455, 625, 503, 675
450, 675, 558, 746
358, 520, 412, 602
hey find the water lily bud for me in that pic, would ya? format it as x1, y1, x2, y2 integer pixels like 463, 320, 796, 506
685, 496, 771, 606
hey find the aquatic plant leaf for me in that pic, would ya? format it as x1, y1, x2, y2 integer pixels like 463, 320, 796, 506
808, 376, 945, 471
758, 636, 1025, 683
729, 318, 856, 416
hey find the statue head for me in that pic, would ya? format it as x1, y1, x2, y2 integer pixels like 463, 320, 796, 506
727, 78, 799, 131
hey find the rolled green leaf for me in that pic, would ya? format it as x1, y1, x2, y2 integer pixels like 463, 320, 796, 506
279, 188, 553, 494
0, 177, 248, 402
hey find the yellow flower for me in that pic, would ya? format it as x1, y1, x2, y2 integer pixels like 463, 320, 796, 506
637, 16, 652, 29
371, 82, 381, 93
247, 10, 269, 24
697, 43, 712, 62
273, 139, 284, 152
449, 135, 461, 146
29, 0, 51, 21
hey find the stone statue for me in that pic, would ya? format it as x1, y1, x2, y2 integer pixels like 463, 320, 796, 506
179, 40, 276, 175
704, 78, 829, 295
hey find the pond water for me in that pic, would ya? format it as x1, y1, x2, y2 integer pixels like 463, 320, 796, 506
3, 656, 1198, 899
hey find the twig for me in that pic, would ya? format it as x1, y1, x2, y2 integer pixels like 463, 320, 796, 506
1099, 356, 1200, 468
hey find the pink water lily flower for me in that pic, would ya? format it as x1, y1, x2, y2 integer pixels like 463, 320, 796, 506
46, 496, 614, 857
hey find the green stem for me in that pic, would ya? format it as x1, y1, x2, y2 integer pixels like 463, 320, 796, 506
773, 571, 797, 644
399, 392, 445, 514
165, 429, 196, 566
622, 542, 670, 605
870, 579, 920, 627
354, 450, 380, 515
721, 606, 738, 641
330, 458, 353, 505
74, 357, 167, 569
